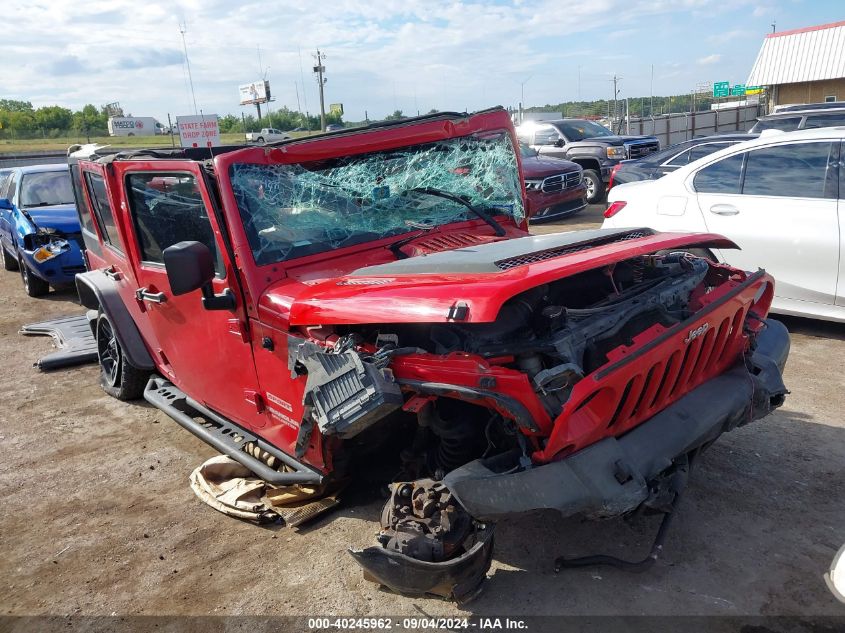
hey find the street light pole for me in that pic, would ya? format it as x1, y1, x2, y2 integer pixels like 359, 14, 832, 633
519, 75, 532, 124
179, 21, 198, 115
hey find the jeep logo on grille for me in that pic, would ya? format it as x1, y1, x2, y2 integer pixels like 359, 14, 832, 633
684, 323, 710, 344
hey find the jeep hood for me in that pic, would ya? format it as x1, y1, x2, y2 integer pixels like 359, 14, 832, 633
259, 228, 738, 326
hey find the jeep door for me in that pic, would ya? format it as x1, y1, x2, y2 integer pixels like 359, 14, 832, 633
693, 139, 840, 306
112, 161, 266, 429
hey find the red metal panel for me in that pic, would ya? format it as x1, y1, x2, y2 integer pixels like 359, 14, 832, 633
535, 272, 772, 463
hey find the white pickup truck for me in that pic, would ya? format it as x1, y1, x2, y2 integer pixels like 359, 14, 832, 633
244, 128, 291, 144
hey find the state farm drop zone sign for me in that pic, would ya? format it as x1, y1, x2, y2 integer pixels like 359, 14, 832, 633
177, 115, 221, 148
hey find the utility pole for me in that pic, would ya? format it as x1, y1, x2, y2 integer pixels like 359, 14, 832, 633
611, 74, 622, 133
179, 20, 198, 115
313, 49, 327, 132
771, 20, 776, 33
650, 64, 654, 118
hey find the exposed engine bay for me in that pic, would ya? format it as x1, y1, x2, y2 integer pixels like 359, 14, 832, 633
298, 251, 718, 466
283, 250, 789, 601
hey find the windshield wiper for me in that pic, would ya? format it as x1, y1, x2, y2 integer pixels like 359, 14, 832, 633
408, 187, 506, 237
386, 224, 435, 260
24, 202, 72, 208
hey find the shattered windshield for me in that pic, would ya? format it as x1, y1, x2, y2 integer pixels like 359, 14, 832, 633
229, 131, 524, 265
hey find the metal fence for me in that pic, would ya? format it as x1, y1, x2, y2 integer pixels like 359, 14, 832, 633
624, 104, 762, 146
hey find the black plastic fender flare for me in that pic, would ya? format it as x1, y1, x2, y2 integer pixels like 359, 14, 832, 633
75, 270, 155, 371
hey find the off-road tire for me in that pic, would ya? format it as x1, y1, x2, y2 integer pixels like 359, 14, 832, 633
257, 136, 265, 144
1, 245, 18, 271
19, 257, 49, 297
582, 169, 604, 204
96, 313, 149, 400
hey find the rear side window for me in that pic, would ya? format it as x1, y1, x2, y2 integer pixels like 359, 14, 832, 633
85, 172, 124, 252
126, 173, 223, 275
751, 117, 801, 132
688, 142, 732, 163
664, 149, 691, 166
803, 113, 845, 129
742, 142, 834, 199
692, 153, 744, 194
70, 165, 95, 234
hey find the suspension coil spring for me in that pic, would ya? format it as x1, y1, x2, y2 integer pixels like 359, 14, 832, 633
632, 258, 645, 284
420, 402, 478, 473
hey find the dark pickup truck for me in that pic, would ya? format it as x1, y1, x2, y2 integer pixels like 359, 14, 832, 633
516, 118, 660, 203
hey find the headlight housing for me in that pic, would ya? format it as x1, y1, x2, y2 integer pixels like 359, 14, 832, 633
32, 238, 70, 263
606, 146, 626, 160
524, 179, 543, 191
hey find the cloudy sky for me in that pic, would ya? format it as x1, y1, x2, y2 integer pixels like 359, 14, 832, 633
2, 0, 842, 122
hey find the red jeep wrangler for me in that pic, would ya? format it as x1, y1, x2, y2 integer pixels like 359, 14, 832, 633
68, 109, 788, 601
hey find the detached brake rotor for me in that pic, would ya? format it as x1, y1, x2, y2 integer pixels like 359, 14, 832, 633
349, 478, 494, 603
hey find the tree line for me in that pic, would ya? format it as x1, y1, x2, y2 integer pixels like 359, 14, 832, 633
0, 99, 346, 139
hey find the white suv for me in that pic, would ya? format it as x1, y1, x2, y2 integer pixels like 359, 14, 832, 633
603, 127, 845, 323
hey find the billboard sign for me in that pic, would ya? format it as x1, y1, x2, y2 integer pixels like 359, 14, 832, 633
239, 80, 270, 105
730, 84, 747, 96
177, 114, 220, 148
329, 103, 344, 116
713, 81, 730, 98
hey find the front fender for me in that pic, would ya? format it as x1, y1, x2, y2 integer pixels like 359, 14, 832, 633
75, 270, 155, 370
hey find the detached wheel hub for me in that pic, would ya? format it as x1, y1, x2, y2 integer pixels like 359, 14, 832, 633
349, 478, 494, 603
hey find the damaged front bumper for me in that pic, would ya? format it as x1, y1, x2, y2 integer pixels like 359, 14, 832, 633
442, 318, 790, 521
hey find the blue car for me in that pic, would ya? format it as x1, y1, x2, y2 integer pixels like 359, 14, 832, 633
0, 163, 86, 296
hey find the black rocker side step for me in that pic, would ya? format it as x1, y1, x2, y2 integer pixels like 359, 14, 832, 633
144, 376, 324, 485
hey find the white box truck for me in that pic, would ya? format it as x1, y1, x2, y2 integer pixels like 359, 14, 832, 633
107, 117, 166, 136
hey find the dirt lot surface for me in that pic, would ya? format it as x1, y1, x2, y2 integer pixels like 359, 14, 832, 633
2, 205, 844, 620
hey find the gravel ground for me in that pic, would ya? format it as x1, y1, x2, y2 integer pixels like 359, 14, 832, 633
1, 205, 844, 619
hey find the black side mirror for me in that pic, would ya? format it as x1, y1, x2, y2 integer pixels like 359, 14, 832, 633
163, 241, 235, 310
0, 198, 14, 211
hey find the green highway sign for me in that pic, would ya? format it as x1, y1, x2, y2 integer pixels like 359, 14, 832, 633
731, 84, 747, 96
713, 81, 730, 98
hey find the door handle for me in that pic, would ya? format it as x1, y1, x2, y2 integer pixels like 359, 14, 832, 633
709, 204, 739, 216
135, 287, 167, 304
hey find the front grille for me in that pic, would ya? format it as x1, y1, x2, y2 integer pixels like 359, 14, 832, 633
627, 141, 660, 159
494, 229, 653, 271
540, 171, 582, 193
550, 302, 750, 458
